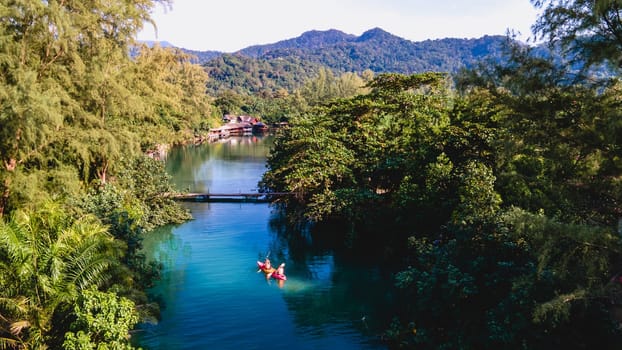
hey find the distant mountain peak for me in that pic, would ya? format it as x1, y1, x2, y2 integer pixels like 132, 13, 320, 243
299, 29, 350, 39
357, 27, 399, 42
361, 27, 390, 36
294, 29, 355, 46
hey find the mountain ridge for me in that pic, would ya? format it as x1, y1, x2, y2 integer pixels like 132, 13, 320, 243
162, 28, 510, 67
238, 29, 357, 57
210, 28, 508, 72
164, 28, 514, 94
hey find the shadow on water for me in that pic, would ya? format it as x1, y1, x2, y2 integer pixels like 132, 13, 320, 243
139, 224, 192, 313
267, 211, 397, 338
135, 136, 394, 349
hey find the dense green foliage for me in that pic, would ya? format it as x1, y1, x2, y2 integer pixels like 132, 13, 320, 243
261, 6, 622, 346
63, 288, 140, 350
0, 0, 218, 215
532, 0, 622, 71
205, 54, 325, 95
0, 204, 123, 348
212, 67, 370, 124
0, 0, 214, 348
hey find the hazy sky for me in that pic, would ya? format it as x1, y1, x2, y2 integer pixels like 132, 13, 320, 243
137, 0, 540, 52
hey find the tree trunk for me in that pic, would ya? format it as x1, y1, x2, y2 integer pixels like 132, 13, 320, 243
98, 160, 109, 184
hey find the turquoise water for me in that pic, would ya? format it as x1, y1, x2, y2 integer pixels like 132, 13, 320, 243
135, 136, 389, 349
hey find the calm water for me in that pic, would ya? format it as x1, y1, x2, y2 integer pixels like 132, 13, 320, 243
135, 136, 390, 349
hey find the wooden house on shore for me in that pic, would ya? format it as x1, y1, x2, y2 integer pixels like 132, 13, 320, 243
209, 115, 268, 141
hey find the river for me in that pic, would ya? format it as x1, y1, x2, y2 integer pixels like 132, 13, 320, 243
135, 136, 391, 349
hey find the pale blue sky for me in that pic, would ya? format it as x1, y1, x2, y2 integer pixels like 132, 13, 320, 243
137, 0, 540, 52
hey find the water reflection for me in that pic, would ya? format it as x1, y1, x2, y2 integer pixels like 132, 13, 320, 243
137, 136, 390, 349
140, 225, 192, 315
164, 136, 272, 193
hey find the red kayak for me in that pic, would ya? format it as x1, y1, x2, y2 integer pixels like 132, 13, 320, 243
257, 261, 287, 281
257, 261, 274, 273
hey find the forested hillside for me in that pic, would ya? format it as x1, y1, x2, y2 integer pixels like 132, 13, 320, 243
204, 54, 326, 95
242, 28, 507, 73
199, 28, 509, 94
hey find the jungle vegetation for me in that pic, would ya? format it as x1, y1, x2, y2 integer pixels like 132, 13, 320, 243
260, 0, 622, 348
0, 0, 217, 348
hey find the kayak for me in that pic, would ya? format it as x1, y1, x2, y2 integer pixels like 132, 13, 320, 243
271, 270, 287, 281
257, 261, 275, 274
257, 261, 287, 281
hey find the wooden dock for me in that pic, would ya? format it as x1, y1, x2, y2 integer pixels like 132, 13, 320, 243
170, 192, 290, 203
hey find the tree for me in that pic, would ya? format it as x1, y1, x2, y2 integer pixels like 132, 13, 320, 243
0, 0, 67, 215
385, 33, 622, 348
0, 1, 210, 346
0, 203, 121, 348
261, 72, 454, 237
63, 288, 139, 350
114, 155, 191, 230
214, 90, 247, 116
130, 44, 217, 147
532, 0, 622, 70
456, 40, 622, 226
300, 68, 367, 106
264, 64, 622, 347
0, 0, 214, 216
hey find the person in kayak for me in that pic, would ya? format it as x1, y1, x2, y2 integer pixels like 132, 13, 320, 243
257, 258, 275, 278
276, 262, 285, 276
275, 262, 286, 288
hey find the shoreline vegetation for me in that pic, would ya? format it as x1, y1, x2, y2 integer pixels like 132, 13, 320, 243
1, 0, 622, 349
0, 1, 215, 348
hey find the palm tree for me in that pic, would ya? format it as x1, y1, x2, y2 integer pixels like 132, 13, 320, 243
0, 203, 121, 349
